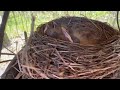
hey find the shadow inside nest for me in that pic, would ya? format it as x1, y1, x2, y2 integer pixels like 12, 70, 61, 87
1, 16, 120, 79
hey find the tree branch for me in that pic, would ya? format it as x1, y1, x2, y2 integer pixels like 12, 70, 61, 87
0, 11, 10, 57
117, 11, 120, 31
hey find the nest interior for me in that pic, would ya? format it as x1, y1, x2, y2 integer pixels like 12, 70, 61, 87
1, 16, 120, 79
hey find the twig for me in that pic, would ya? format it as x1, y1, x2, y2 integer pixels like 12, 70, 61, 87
24, 31, 28, 43
55, 49, 66, 65
21, 65, 49, 79
26, 13, 35, 45
0, 59, 12, 63
1, 53, 15, 55
117, 11, 120, 31
30, 13, 35, 37
61, 27, 73, 43
2, 44, 16, 55
14, 72, 23, 79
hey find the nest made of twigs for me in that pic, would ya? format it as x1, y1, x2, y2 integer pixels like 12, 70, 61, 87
14, 32, 120, 79
2, 16, 120, 79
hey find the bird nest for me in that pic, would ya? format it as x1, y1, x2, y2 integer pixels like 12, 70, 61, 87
8, 33, 120, 79
2, 17, 120, 79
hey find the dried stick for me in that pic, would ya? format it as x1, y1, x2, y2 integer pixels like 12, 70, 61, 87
0, 59, 12, 63
1, 53, 15, 55
117, 11, 120, 31
2, 44, 16, 55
